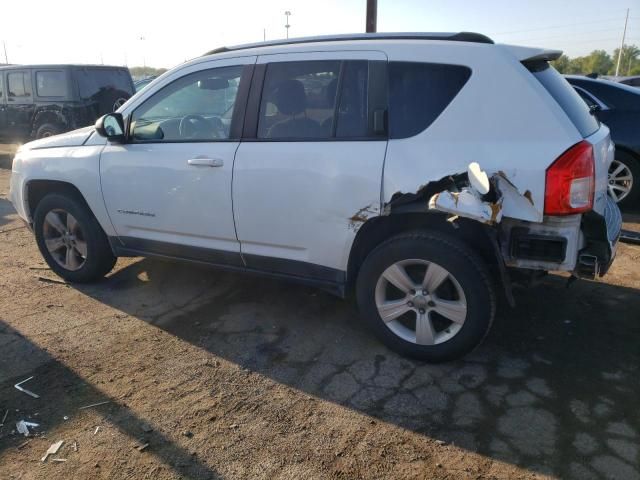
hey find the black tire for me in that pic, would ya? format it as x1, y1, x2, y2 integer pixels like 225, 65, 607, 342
612, 150, 640, 210
35, 123, 64, 139
34, 193, 116, 283
356, 231, 496, 362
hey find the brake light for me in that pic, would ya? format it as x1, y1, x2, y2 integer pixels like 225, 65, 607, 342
544, 141, 594, 215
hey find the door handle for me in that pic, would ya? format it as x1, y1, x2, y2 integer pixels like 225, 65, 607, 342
187, 157, 224, 167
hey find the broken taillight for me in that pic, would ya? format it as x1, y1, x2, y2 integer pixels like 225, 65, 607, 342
544, 141, 594, 215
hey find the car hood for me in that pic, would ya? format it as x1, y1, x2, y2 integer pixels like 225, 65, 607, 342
19, 126, 96, 151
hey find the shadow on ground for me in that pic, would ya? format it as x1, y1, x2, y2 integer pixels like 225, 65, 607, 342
63, 254, 640, 479
0, 320, 221, 478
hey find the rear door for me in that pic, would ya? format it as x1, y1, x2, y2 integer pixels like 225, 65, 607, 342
233, 51, 388, 281
5, 69, 35, 140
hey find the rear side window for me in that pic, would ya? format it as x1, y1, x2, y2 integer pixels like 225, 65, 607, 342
258, 61, 341, 139
36, 70, 66, 97
388, 62, 471, 139
7, 72, 31, 98
529, 65, 599, 137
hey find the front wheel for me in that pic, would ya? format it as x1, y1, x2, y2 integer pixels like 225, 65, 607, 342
356, 231, 496, 362
34, 193, 116, 283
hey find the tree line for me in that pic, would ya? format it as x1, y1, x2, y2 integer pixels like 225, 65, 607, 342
128, 66, 168, 79
551, 44, 640, 76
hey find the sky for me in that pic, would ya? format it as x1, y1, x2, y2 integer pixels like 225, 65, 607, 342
1, 0, 638, 69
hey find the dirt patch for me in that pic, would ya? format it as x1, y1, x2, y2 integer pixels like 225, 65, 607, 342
0, 167, 639, 479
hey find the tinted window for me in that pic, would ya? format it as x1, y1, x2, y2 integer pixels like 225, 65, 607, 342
388, 62, 471, 139
568, 78, 640, 111
573, 87, 597, 108
0, 75, 3, 99
530, 67, 599, 137
36, 71, 66, 97
76, 68, 133, 99
620, 77, 640, 87
131, 65, 242, 142
335, 61, 369, 138
7, 72, 31, 98
258, 61, 340, 139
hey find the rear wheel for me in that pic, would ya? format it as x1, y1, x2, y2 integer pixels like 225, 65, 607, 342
608, 150, 639, 208
356, 231, 495, 362
35, 123, 64, 139
34, 193, 116, 282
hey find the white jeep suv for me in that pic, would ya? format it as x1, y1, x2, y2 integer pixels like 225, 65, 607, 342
9, 33, 622, 362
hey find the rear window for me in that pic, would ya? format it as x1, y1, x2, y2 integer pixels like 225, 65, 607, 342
569, 78, 640, 111
529, 65, 599, 138
388, 62, 471, 139
75, 68, 133, 100
36, 70, 66, 97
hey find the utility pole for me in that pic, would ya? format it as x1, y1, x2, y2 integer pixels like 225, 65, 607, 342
614, 8, 629, 77
366, 0, 377, 33
263, 28, 266, 42
140, 36, 146, 76
2, 40, 8, 64
284, 11, 291, 39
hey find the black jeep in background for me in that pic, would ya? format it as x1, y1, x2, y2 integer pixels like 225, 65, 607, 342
0, 65, 134, 142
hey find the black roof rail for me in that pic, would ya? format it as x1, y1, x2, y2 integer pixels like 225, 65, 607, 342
203, 32, 494, 56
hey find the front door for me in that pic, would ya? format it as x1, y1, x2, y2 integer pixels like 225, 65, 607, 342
5, 70, 35, 141
100, 57, 255, 266
233, 51, 388, 281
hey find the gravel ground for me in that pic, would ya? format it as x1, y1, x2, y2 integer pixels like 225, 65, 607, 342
0, 147, 639, 479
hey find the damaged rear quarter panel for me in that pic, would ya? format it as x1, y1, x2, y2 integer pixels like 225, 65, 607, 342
381, 43, 583, 223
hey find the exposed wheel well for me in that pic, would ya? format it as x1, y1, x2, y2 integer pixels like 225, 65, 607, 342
31, 110, 68, 138
347, 212, 503, 295
26, 180, 88, 220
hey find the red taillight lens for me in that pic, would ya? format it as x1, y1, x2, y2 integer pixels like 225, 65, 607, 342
544, 141, 595, 215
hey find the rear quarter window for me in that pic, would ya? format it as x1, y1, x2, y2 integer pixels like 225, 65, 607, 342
75, 68, 133, 99
529, 65, 599, 138
388, 62, 471, 139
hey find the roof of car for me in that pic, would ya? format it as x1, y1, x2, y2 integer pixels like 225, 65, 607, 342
0, 64, 128, 70
564, 75, 640, 94
203, 32, 494, 56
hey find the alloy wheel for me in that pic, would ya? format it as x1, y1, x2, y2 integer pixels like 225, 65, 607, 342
42, 209, 87, 271
375, 259, 467, 345
608, 159, 634, 203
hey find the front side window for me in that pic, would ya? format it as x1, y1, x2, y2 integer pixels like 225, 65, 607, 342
36, 71, 66, 97
131, 65, 243, 142
258, 61, 341, 139
7, 72, 32, 98
388, 62, 471, 139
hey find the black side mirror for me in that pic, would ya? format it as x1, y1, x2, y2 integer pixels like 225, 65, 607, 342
95, 113, 125, 142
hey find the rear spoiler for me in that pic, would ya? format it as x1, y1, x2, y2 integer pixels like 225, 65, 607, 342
499, 44, 563, 63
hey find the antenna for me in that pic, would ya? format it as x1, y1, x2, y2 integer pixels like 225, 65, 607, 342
284, 11, 292, 39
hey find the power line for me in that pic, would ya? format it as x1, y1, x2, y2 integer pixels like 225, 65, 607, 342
492, 16, 632, 36
495, 26, 636, 41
